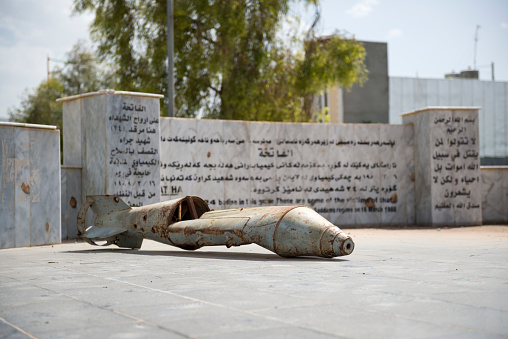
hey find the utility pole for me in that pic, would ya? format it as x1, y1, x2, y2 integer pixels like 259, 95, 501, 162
473, 25, 480, 70
167, 0, 174, 117
47, 55, 50, 82
492, 62, 495, 81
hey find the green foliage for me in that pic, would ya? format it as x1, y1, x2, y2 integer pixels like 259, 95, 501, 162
8, 42, 108, 131
54, 40, 107, 94
8, 78, 65, 130
73, 0, 366, 122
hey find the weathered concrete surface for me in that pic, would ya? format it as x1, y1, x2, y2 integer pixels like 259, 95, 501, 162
160, 118, 416, 227
1, 226, 507, 338
481, 166, 508, 224
402, 107, 482, 226
0, 124, 61, 249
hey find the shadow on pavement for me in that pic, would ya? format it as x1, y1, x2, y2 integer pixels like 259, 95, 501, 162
63, 247, 349, 262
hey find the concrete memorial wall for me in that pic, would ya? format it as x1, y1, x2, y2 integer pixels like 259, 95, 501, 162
402, 107, 482, 226
481, 166, 508, 224
0, 123, 61, 249
59, 90, 163, 207
160, 118, 416, 226
59, 90, 495, 235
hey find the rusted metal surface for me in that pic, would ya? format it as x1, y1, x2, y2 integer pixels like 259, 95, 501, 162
77, 195, 354, 258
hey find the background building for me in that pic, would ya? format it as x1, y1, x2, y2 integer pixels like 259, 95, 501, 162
318, 41, 389, 124
318, 39, 507, 165
389, 77, 508, 165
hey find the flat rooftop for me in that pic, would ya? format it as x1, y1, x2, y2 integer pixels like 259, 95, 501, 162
1, 226, 507, 338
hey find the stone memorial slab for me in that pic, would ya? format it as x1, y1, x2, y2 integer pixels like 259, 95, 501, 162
59, 90, 163, 208
160, 118, 198, 200
249, 122, 277, 207
61, 166, 82, 240
275, 122, 304, 209
223, 120, 250, 209
159, 118, 416, 227
0, 123, 61, 249
82, 94, 107, 199
380, 124, 412, 225
194, 119, 225, 210
451, 110, 482, 225
328, 124, 356, 225
106, 94, 160, 207
30, 128, 61, 246
402, 107, 482, 226
0, 125, 15, 249
429, 109, 454, 225
353, 124, 382, 226
403, 124, 416, 224
62, 98, 81, 167
298, 123, 330, 220
481, 167, 508, 224
14, 127, 30, 247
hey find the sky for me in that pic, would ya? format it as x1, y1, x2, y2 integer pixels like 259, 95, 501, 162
0, 0, 507, 120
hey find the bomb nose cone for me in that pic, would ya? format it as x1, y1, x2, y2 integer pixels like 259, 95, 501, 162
333, 233, 355, 256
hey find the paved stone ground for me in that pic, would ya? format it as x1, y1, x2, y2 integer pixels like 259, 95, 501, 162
1, 226, 507, 339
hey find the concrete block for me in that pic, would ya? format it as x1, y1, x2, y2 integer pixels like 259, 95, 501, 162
429, 109, 454, 225
481, 167, 508, 224
63, 99, 82, 167
61, 167, 82, 239
14, 128, 30, 247
402, 107, 481, 226
29, 128, 61, 246
60, 91, 163, 209
0, 124, 61, 248
0, 126, 15, 249
83, 94, 107, 197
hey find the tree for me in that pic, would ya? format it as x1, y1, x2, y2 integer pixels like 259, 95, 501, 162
74, 0, 367, 121
8, 78, 65, 130
9, 42, 108, 131
54, 40, 109, 94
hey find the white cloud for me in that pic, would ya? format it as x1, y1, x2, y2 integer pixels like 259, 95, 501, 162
387, 28, 402, 39
501, 22, 508, 29
346, 0, 379, 18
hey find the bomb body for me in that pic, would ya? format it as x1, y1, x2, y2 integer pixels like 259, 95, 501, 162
78, 195, 354, 258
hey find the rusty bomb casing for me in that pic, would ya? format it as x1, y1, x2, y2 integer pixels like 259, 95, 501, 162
77, 195, 355, 258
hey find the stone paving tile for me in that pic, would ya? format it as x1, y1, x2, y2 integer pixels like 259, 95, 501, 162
252, 303, 497, 339
195, 326, 339, 339
0, 299, 133, 334
33, 322, 186, 339
410, 303, 508, 336
58, 284, 191, 309
128, 303, 284, 337
169, 286, 318, 312
0, 321, 31, 339
0, 281, 63, 307
0, 226, 507, 338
